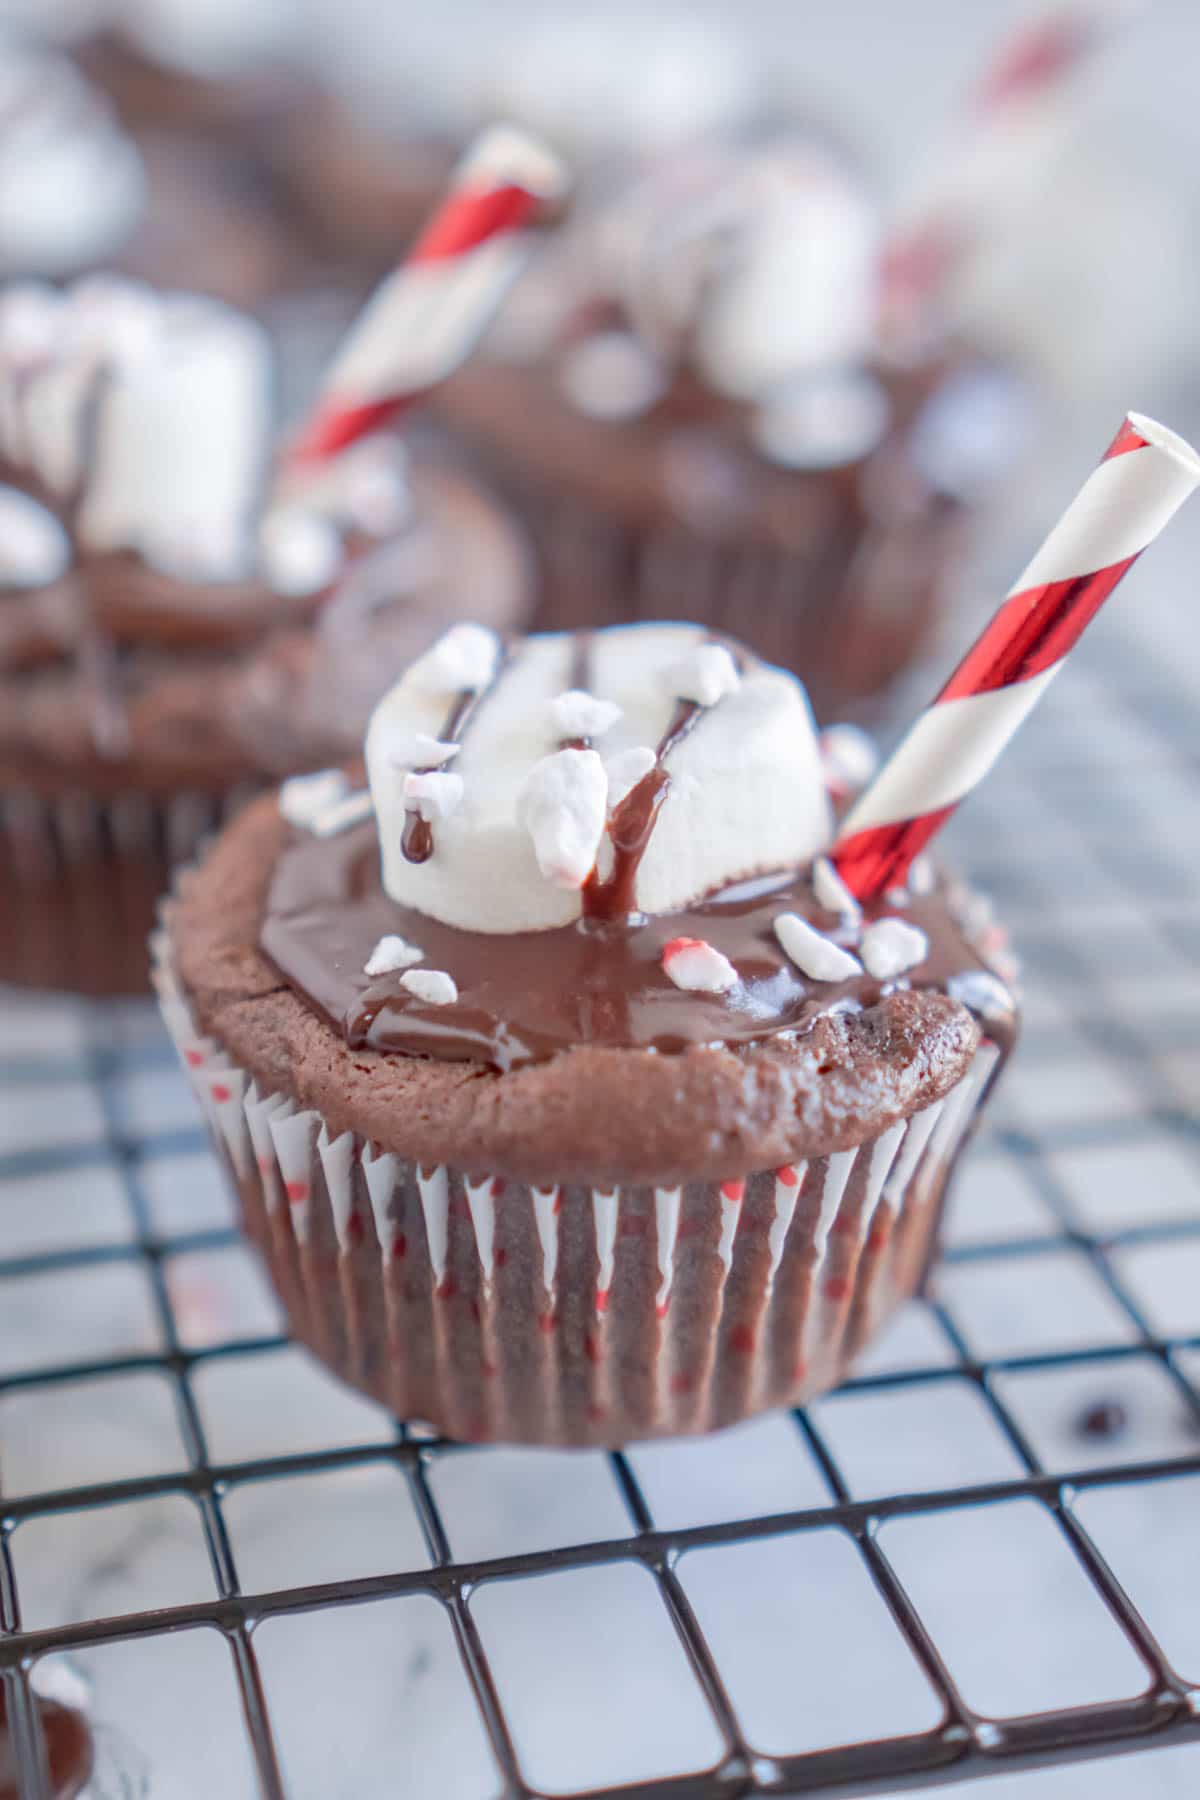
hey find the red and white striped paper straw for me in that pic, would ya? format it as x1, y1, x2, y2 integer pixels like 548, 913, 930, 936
288, 124, 567, 466
879, 1, 1124, 326
833, 413, 1200, 901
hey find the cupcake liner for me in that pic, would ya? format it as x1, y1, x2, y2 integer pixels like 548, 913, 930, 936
153, 915, 1000, 1447
0, 781, 258, 996
512, 485, 966, 721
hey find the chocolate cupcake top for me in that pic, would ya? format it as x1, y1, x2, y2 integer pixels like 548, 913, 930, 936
0, 32, 144, 277
170, 621, 1018, 1183
0, 275, 529, 789
460, 134, 1030, 526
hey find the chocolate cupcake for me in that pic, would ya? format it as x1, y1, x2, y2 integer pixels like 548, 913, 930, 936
156, 620, 1016, 1446
0, 276, 531, 995
437, 137, 1031, 721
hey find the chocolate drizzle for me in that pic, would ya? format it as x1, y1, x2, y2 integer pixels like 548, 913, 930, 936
0, 1686, 93, 1800
261, 819, 1018, 1076
401, 647, 512, 864
583, 696, 702, 921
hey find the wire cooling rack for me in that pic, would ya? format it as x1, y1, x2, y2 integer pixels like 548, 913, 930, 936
2, 603, 1200, 1799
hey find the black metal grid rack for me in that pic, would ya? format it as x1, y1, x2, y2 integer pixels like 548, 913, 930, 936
1, 615, 1199, 1799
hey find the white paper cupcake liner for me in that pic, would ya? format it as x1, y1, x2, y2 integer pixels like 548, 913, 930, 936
153, 914, 1000, 1446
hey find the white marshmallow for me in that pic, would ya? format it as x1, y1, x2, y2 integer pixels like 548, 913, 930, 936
664, 642, 740, 707
550, 689, 623, 741
403, 771, 464, 822
418, 623, 501, 694
812, 854, 862, 922
366, 623, 831, 934
517, 748, 608, 890
364, 935, 424, 977
604, 744, 657, 808
861, 918, 929, 980
279, 768, 348, 830
399, 969, 458, 1006
774, 913, 863, 982
662, 937, 738, 994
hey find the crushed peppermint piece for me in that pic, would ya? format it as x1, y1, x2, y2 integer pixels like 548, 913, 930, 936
662, 936, 739, 994
422, 623, 500, 693
947, 969, 1014, 1020
403, 770, 464, 821
774, 913, 863, 982
517, 748, 608, 889
279, 768, 348, 829
605, 745, 656, 807
819, 723, 879, 797
364, 935, 424, 977
379, 727, 461, 769
558, 330, 669, 421
259, 506, 342, 597
812, 854, 862, 921
550, 689, 623, 741
664, 643, 740, 708
907, 854, 936, 896
861, 917, 929, 980
310, 789, 374, 837
400, 969, 458, 1005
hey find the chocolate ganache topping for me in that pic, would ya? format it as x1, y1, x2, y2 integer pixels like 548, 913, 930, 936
261, 622, 1018, 1073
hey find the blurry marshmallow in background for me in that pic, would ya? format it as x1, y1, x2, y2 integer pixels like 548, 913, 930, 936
111, 0, 303, 78
0, 31, 144, 276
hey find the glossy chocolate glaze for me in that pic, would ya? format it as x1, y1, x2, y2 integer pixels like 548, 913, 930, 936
261, 820, 1016, 1074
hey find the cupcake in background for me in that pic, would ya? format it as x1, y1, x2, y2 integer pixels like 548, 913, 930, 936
157, 618, 1014, 1445
0, 275, 531, 995
437, 129, 1033, 721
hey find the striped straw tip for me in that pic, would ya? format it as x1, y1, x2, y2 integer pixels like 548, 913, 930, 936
456, 122, 570, 201
1126, 412, 1200, 482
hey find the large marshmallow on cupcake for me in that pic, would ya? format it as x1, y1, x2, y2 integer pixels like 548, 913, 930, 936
366, 622, 832, 933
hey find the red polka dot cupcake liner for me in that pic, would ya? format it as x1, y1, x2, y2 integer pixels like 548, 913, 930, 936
152, 919, 999, 1446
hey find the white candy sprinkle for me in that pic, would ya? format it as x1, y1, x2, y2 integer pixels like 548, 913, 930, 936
774, 913, 863, 982
605, 745, 657, 807
861, 918, 929, 980
908, 854, 936, 897
947, 969, 1014, 1021
812, 854, 862, 922
550, 689, 623, 741
558, 330, 669, 421
279, 768, 348, 829
310, 790, 375, 837
258, 506, 343, 597
400, 969, 458, 1005
403, 770, 464, 821
664, 643, 741, 708
0, 487, 70, 586
422, 623, 500, 693
517, 748, 608, 889
364, 935, 424, 977
819, 723, 879, 796
662, 937, 739, 994
378, 726, 461, 769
